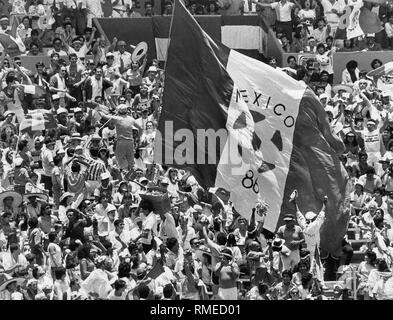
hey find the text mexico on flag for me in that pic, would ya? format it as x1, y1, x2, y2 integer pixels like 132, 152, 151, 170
155, 0, 350, 255
20, 109, 57, 134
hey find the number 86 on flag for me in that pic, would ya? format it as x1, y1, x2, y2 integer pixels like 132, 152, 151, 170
242, 170, 259, 194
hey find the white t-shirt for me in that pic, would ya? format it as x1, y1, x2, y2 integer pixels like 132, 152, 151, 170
140, 212, 157, 245
270, 1, 294, 22
68, 44, 90, 60
362, 129, 381, 153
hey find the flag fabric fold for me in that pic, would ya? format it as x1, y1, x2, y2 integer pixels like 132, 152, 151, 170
156, 0, 349, 255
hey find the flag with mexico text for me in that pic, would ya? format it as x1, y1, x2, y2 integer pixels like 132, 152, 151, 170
155, 0, 349, 255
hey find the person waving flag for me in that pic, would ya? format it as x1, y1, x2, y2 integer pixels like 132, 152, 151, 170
155, 0, 349, 256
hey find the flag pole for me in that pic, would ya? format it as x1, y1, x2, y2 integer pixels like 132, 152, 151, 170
155, 0, 177, 133
163, 0, 177, 76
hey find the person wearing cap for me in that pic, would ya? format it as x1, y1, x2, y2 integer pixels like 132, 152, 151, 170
276, 211, 305, 271
70, 105, 90, 136
349, 179, 368, 216
0, 15, 10, 33
93, 171, 115, 202
350, 109, 389, 171
56, 107, 71, 137
142, 66, 158, 91
13, 156, 34, 194
214, 247, 240, 300
290, 190, 327, 281
98, 103, 143, 171
132, 81, 151, 113
361, 34, 382, 51
102, 52, 120, 78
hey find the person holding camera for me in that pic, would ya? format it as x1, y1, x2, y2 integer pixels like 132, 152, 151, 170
214, 248, 240, 300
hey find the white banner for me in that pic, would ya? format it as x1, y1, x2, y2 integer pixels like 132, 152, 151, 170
216, 49, 306, 230
347, 1, 365, 39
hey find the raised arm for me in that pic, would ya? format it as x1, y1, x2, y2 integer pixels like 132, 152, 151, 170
252, 0, 274, 8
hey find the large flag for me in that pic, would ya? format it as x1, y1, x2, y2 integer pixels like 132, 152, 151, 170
155, 0, 349, 255
335, 1, 383, 39
19, 109, 57, 134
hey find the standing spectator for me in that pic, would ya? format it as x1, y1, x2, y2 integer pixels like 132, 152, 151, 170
113, 39, 132, 74
214, 248, 240, 300
86, 0, 104, 28
276, 213, 305, 270
254, 0, 295, 43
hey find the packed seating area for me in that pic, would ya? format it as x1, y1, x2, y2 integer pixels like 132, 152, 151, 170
0, 0, 392, 301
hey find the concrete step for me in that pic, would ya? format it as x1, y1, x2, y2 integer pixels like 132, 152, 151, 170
348, 239, 371, 251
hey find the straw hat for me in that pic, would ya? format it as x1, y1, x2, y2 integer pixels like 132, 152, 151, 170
59, 192, 74, 203
332, 84, 353, 94
271, 238, 285, 250
23, 193, 48, 203
0, 277, 26, 291
0, 190, 23, 210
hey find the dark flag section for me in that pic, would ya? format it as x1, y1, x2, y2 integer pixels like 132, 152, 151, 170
279, 88, 350, 255
155, 1, 232, 189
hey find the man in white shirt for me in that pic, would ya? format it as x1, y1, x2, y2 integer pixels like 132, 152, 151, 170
351, 117, 389, 171
113, 40, 132, 73
111, 0, 132, 17
320, 0, 346, 35
139, 199, 158, 253
1, 243, 29, 274
292, 191, 327, 283
86, 0, 104, 28
109, 219, 131, 256
81, 256, 114, 299
254, 0, 294, 42
47, 231, 63, 279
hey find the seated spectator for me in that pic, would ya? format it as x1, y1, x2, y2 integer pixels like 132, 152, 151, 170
281, 33, 292, 52
361, 35, 383, 51
291, 24, 308, 52
342, 60, 360, 86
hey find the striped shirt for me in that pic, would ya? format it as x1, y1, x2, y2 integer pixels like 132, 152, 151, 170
86, 158, 106, 181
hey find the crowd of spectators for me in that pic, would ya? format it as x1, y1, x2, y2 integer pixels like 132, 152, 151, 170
0, 0, 393, 301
